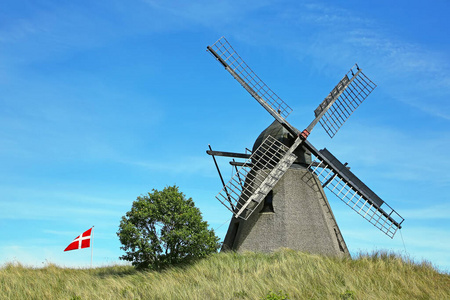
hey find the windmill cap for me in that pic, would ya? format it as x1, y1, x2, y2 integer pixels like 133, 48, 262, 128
252, 120, 312, 167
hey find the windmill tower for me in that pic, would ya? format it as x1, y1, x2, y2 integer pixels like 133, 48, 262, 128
206, 37, 404, 256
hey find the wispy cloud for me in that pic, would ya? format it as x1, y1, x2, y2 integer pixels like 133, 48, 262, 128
315, 122, 450, 187
222, 1, 450, 120
0, 198, 122, 221
142, 0, 273, 28
111, 1, 450, 122
120, 155, 217, 177
400, 204, 450, 220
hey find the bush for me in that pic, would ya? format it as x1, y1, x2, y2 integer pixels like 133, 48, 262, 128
262, 290, 290, 300
117, 185, 221, 269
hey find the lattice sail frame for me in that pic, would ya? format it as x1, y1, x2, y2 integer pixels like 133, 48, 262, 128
207, 37, 296, 133
307, 149, 404, 238
314, 65, 377, 138
215, 135, 300, 220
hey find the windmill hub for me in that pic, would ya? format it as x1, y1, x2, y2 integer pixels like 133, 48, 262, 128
253, 120, 312, 167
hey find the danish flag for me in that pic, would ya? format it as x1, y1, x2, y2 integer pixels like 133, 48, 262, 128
64, 227, 93, 251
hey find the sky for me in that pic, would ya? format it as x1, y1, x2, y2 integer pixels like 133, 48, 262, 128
1, 0, 449, 272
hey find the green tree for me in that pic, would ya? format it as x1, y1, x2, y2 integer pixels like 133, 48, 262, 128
117, 185, 221, 269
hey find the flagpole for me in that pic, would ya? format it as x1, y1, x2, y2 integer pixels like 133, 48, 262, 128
91, 225, 94, 268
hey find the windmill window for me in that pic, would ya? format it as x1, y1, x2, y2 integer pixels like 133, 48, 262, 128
260, 190, 274, 213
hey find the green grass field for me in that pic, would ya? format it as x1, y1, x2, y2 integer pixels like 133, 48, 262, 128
1, 249, 449, 299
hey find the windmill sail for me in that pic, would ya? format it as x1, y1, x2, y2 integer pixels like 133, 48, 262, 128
216, 135, 300, 219
312, 65, 377, 138
207, 37, 297, 135
303, 140, 404, 238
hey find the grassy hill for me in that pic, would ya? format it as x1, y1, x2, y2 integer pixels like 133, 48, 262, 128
1, 249, 449, 299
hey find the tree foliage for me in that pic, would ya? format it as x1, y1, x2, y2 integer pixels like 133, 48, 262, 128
117, 185, 221, 269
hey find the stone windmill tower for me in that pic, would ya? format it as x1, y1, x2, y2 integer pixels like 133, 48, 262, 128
206, 37, 404, 256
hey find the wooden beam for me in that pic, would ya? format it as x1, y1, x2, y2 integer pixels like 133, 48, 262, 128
206, 150, 251, 159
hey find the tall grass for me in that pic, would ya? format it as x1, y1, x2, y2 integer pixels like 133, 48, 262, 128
1, 249, 449, 299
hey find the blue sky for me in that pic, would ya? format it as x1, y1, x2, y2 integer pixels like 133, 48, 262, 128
1, 0, 449, 272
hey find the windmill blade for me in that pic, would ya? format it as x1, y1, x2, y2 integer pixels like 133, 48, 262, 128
207, 37, 297, 136
215, 135, 301, 220
303, 140, 404, 238
309, 64, 377, 138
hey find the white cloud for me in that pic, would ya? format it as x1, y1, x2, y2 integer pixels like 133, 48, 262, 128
318, 122, 450, 188
0, 199, 122, 221
121, 155, 218, 177
226, 1, 450, 120
401, 204, 450, 220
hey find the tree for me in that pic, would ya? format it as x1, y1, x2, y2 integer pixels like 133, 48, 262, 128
117, 185, 221, 269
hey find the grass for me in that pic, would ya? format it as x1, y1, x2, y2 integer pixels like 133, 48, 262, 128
1, 249, 449, 299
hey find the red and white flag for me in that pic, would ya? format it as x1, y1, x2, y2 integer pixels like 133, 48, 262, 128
64, 227, 93, 252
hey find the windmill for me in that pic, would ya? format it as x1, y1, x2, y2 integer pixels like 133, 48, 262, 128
206, 37, 404, 256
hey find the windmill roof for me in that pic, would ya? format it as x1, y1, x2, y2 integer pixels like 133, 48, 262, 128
252, 120, 311, 166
